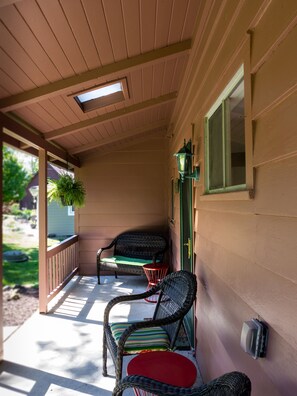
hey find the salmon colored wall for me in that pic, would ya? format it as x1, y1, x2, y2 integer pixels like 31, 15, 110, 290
0, 136, 3, 360
169, 1, 297, 395
77, 135, 168, 275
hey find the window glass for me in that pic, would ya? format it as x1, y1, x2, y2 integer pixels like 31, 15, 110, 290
205, 68, 245, 194
208, 104, 223, 190
225, 79, 245, 187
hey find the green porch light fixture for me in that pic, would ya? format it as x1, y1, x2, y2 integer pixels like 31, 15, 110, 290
174, 140, 200, 182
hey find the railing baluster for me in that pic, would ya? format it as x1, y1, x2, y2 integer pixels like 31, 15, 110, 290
46, 235, 79, 305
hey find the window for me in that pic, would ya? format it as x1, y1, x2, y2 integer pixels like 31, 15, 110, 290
205, 66, 246, 194
68, 206, 74, 216
73, 78, 129, 113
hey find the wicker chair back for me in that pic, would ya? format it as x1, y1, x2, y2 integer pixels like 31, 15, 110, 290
114, 232, 168, 260
153, 270, 197, 348
103, 270, 197, 385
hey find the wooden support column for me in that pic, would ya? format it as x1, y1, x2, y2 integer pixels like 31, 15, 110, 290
38, 149, 48, 313
0, 129, 3, 360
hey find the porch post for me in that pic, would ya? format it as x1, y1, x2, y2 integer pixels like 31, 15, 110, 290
38, 148, 48, 313
0, 130, 3, 360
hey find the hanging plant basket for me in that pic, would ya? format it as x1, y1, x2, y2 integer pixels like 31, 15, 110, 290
47, 173, 86, 208
61, 196, 73, 206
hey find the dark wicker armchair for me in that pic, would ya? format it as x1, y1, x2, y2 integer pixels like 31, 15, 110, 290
112, 371, 252, 396
103, 270, 197, 384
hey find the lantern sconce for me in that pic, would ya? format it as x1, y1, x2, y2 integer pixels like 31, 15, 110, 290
174, 140, 200, 182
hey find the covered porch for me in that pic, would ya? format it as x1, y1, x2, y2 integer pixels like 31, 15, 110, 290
1, 274, 200, 395
1, 1, 297, 394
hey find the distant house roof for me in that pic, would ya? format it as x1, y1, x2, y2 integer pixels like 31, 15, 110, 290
19, 164, 73, 210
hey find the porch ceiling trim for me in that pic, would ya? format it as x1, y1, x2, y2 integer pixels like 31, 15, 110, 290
0, 113, 80, 168
0, 40, 191, 112
46, 92, 177, 141
2, 133, 39, 159
0, 1, 21, 7
69, 120, 168, 155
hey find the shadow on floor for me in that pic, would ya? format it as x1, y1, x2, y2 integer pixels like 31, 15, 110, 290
0, 361, 111, 395
1, 275, 151, 396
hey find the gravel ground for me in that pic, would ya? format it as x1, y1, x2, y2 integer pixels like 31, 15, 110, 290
3, 286, 39, 326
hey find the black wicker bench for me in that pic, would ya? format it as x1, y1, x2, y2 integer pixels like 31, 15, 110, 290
96, 231, 168, 284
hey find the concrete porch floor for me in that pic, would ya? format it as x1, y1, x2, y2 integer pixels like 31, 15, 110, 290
0, 275, 201, 395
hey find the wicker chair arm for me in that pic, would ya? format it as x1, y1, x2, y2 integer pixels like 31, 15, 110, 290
97, 239, 117, 258
96, 248, 103, 260
112, 372, 251, 396
103, 285, 161, 324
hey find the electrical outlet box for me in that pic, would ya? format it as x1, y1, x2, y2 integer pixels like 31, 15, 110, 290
240, 319, 268, 359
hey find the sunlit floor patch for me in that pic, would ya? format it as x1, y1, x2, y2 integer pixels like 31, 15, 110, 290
1, 275, 201, 395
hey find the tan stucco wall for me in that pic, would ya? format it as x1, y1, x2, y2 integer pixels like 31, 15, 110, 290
77, 135, 169, 275
169, 1, 297, 395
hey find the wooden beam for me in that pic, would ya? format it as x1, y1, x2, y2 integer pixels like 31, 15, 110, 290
38, 148, 48, 313
69, 120, 167, 154
1, 134, 74, 170
46, 92, 177, 140
83, 128, 167, 158
2, 133, 22, 150
3, 133, 39, 158
0, 0, 22, 7
0, 40, 191, 112
0, 113, 80, 167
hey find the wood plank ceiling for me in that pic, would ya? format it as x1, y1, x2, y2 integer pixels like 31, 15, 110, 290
0, 0, 201, 166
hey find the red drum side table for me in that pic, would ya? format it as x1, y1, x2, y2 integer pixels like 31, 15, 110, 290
143, 263, 169, 303
127, 351, 197, 396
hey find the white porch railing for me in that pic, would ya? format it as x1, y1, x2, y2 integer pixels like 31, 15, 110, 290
46, 235, 79, 304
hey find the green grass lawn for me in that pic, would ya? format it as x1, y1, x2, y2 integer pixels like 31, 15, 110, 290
3, 243, 39, 287
3, 215, 70, 287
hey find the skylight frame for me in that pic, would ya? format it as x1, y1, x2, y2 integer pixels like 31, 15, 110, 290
72, 78, 129, 113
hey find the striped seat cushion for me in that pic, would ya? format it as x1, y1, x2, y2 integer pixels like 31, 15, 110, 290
101, 256, 154, 266
110, 322, 170, 354
101, 256, 161, 266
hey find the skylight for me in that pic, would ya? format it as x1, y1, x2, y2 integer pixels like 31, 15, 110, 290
77, 82, 122, 103
73, 78, 129, 113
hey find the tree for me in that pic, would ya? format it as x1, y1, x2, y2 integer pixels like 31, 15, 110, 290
27, 156, 38, 177
3, 146, 30, 204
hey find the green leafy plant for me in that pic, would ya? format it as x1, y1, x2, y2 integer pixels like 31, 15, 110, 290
3, 146, 30, 204
47, 173, 86, 208
10, 204, 32, 220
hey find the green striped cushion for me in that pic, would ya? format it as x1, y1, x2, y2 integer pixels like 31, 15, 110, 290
110, 322, 170, 354
101, 256, 154, 266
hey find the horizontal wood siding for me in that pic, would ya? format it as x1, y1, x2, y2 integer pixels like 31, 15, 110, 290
169, 1, 297, 394
47, 201, 74, 236
78, 136, 168, 275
